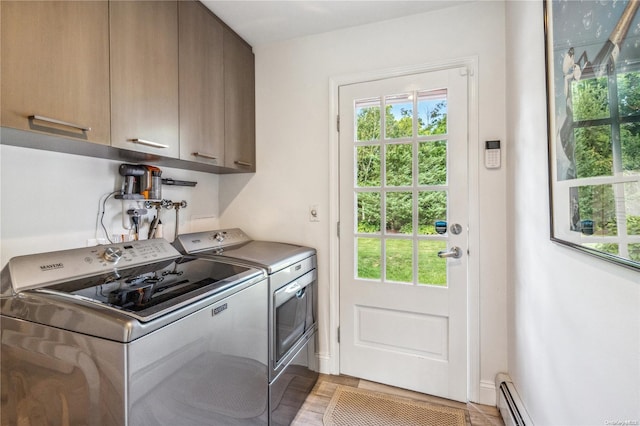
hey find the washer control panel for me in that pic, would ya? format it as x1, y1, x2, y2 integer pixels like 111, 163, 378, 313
7, 239, 181, 293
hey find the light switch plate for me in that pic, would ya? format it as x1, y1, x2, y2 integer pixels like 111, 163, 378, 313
309, 205, 319, 222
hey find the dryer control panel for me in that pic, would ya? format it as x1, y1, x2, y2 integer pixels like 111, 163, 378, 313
173, 228, 251, 254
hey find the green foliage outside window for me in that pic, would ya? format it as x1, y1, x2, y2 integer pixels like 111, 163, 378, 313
355, 101, 448, 234
571, 71, 640, 257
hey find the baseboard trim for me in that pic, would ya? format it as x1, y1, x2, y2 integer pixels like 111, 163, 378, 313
318, 353, 334, 375
479, 379, 497, 406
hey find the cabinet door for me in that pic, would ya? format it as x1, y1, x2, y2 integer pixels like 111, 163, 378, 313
179, 0, 224, 165
110, 1, 179, 158
1, 1, 110, 144
223, 30, 256, 171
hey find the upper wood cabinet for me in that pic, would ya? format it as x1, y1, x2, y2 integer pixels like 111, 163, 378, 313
178, 0, 225, 166
110, 1, 180, 158
1, 1, 110, 144
224, 29, 256, 172
1, 0, 255, 173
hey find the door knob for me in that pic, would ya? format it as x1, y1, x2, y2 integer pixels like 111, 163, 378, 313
437, 246, 463, 259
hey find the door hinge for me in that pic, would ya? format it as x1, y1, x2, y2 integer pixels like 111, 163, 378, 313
337, 326, 340, 343
336, 115, 340, 132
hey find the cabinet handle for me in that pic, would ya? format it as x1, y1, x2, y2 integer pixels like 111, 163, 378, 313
130, 138, 169, 149
234, 160, 253, 167
193, 152, 217, 160
29, 115, 91, 132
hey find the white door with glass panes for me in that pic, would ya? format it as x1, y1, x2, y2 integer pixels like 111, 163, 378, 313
338, 67, 469, 401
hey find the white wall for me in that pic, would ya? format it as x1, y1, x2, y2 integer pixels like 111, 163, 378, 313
0, 144, 220, 266
505, 1, 640, 424
219, 1, 508, 404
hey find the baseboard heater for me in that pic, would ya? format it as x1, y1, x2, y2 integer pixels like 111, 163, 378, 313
495, 373, 533, 426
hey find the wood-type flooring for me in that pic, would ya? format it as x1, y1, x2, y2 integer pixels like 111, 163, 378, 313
291, 374, 505, 426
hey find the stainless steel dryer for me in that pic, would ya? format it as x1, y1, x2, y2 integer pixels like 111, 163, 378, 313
0, 239, 269, 425
174, 229, 319, 426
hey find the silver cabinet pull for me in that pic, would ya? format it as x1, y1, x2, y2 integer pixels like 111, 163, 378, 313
234, 160, 253, 167
437, 246, 463, 259
130, 138, 169, 149
193, 152, 217, 160
29, 115, 91, 132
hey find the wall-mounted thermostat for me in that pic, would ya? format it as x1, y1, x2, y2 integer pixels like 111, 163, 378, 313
485, 140, 501, 169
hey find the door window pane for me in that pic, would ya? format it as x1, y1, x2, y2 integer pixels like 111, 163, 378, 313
385, 94, 413, 139
418, 191, 447, 235
352, 83, 456, 287
418, 240, 447, 286
356, 98, 381, 141
386, 143, 412, 186
417, 89, 447, 136
357, 237, 381, 280
418, 140, 447, 185
386, 192, 412, 235
357, 145, 381, 187
385, 239, 412, 283
357, 192, 381, 234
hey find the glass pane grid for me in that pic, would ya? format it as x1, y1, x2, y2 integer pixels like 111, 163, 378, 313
354, 88, 449, 287
562, 67, 640, 263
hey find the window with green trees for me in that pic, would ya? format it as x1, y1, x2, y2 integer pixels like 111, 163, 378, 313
354, 89, 450, 285
570, 70, 640, 262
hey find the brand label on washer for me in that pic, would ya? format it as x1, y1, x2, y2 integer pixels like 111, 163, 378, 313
40, 263, 64, 271
213, 303, 227, 316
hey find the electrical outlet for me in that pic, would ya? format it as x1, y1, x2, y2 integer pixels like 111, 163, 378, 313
309, 205, 319, 222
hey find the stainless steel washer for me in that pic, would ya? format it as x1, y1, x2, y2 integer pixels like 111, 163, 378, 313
1, 239, 269, 425
174, 229, 319, 426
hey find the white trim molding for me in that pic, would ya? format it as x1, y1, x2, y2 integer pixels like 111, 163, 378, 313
480, 379, 497, 406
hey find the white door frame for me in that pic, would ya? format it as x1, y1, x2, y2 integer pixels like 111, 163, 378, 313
327, 56, 481, 402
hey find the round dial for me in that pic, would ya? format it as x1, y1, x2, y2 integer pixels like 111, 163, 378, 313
102, 247, 123, 263
213, 232, 225, 243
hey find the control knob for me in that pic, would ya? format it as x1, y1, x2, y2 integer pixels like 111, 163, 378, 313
103, 247, 123, 263
213, 232, 225, 243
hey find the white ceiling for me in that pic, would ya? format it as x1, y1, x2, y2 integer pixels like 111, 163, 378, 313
201, 1, 470, 46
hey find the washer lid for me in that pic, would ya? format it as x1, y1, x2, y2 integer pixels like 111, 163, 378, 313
1, 256, 265, 341
34, 256, 263, 322
174, 229, 316, 274
217, 241, 315, 274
